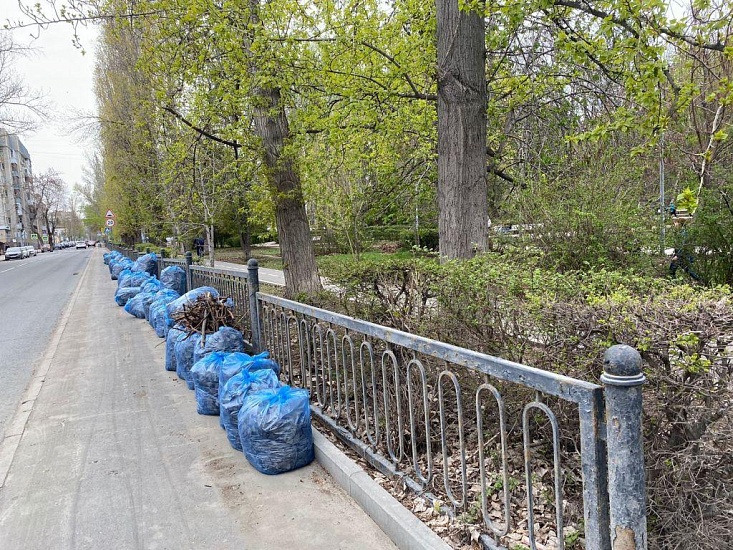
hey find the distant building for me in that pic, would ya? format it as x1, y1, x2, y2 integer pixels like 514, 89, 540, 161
0, 128, 34, 252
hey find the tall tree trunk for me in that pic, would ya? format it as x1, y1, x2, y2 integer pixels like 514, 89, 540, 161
252, 86, 321, 296
436, 0, 488, 260
245, 0, 320, 297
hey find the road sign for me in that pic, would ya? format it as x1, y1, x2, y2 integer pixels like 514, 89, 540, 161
105, 209, 115, 218
31, 233, 38, 240
105, 219, 115, 227
104, 227, 111, 234
42, 235, 48, 243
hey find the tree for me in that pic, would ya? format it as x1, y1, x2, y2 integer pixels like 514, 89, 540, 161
0, 35, 47, 132
435, 0, 487, 259
94, 15, 166, 245
27, 169, 66, 248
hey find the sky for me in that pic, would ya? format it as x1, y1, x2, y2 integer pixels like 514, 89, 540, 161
1, 0, 98, 191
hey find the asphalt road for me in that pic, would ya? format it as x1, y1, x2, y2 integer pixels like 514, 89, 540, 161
0, 248, 91, 441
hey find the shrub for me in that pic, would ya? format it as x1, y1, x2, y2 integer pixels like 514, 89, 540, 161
685, 183, 733, 285
319, 251, 733, 549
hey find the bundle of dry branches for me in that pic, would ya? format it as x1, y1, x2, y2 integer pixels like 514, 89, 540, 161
171, 293, 240, 336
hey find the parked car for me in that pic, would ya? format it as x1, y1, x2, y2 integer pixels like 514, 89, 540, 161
86, 240, 96, 247
41, 244, 52, 252
4, 246, 24, 260
23, 246, 37, 257
75, 241, 88, 249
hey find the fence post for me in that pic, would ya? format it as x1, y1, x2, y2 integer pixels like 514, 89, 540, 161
185, 251, 193, 293
602, 345, 647, 550
247, 259, 262, 353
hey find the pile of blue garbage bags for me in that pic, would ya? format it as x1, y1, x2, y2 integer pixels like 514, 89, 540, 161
103, 250, 314, 475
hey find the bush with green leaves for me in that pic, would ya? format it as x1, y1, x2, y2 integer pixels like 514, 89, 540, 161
685, 183, 733, 286
320, 251, 733, 549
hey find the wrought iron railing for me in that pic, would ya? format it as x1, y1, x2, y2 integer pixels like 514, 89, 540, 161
256, 294, 621, 550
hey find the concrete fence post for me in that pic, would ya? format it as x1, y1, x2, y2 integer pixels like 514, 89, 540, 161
247, 259, 262, 353
601, 345, 647, 550
185, 251, 193, 293
158, 248, 166, 277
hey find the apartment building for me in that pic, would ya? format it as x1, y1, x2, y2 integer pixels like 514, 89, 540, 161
0, 128, 33, 253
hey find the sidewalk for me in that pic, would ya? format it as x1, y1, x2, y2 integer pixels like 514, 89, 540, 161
213, 259, 286, 287
212, 260, 339, 293
0, 249, 397, 550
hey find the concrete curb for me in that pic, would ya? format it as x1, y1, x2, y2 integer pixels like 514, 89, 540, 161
312, 428, 451, 550
0, 252, 93, 488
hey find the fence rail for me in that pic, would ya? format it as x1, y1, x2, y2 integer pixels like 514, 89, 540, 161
105, 247, 647, 550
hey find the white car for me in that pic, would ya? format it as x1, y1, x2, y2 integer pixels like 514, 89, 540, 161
23, 246, 37, 257
4, 246, 24, 260
75, 241, 88, 249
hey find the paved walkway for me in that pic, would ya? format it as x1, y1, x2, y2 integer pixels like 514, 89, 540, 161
0, 248, 396, 550
214, 260, 286, 287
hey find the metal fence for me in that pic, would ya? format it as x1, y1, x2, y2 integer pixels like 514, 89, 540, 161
248, 267, 644, 550
105, 247, 646, 549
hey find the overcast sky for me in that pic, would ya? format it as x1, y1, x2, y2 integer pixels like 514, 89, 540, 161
1, 0, 98, 191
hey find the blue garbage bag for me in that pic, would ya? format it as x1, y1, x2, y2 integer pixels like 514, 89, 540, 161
166, 286, 219, 319
115, 286, 140, 306
160, 266, 187, 295
221, 368, 280, 451
111, 259, 133, 280
124, 291, 152, 318
142, 279, 164, 320
238, 386, 314, 474
117, 268, 134, 286
191, 351, 229, 415
193, 327, 246, 365
132, 253, 158, 277
149, 289, 180, 337
119, 270, 151, 289
218, 352, 273, 406
165, 325, 187, 372
140, 277, 162, 294
150, 302, 172, 338
218, 352, 276, 429
105, 251, 123, 266
175, 331, 202, 389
